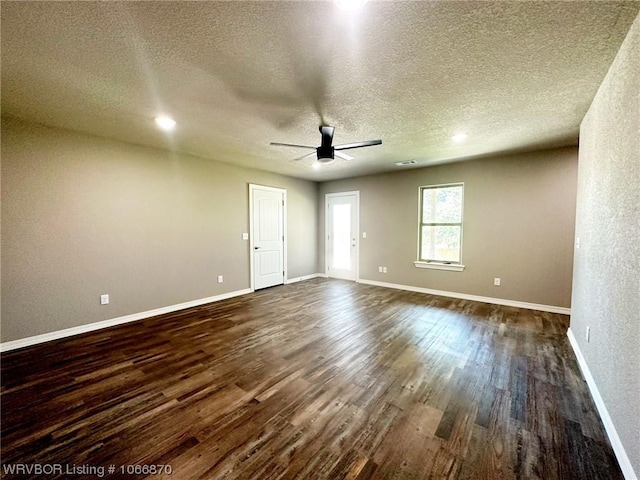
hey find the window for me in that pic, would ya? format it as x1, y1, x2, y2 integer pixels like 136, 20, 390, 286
416, 183, 464, 271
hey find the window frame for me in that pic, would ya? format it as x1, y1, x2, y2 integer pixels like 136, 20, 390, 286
415, 182, 465, 272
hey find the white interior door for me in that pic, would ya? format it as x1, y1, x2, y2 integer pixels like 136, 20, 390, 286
326, 192, 359, 281
251, 185, 285, 290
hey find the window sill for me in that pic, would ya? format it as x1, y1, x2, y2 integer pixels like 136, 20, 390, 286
414, 261, 465, 272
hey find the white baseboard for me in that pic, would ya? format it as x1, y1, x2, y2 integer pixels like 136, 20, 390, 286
567, 328, 638, 480
357, 279, 571, 315
0, 288, 252, 353
285, 273, 324, 284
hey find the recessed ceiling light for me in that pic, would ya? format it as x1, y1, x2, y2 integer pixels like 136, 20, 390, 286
451, 133, 468, 143
155, 115, 176, 131
334, 0, 368, 11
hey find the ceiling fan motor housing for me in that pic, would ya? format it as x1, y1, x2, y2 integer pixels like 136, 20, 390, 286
317, 146, 335, 162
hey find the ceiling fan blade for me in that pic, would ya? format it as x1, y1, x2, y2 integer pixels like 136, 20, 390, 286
319, 125, 335, 148
293, 151, 318, 161
334, 151, 354, 161
334, 139, 382, 151
270, 142, 316, 149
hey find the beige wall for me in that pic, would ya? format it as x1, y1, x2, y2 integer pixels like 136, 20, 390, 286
319, 147, 578, 308
0, 119, 580, 344
1, 117, 318, 343
571, 12, 640, 477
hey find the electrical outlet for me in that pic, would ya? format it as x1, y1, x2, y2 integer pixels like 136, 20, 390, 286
100, 294, 109, 305
494, 278, 501, 286
586, 326, 590, 342
378, 266, 383, 273
242, 233, 249, 240
383, 267, 388, 273
218, 275, 224, 283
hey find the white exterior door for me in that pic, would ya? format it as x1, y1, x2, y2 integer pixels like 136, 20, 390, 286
326, 192, 359, 281
251, 185, 285, 290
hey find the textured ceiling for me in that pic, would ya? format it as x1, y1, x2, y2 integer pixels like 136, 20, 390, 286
2, 1, 639, 181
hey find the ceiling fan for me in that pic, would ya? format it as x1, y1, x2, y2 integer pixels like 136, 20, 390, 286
270, 125, 382, 164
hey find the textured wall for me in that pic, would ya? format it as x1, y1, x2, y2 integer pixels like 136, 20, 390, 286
1, 118, 318, 343
571, 12, 640, 477
319, 147, 578, 308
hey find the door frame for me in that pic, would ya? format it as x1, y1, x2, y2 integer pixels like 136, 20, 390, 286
325, 191, 360, 281
249, 184, 287, 291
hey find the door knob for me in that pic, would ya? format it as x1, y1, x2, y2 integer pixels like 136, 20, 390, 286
254, 246, 261, 250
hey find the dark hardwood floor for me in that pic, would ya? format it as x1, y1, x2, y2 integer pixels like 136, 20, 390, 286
1, 279, 622, 479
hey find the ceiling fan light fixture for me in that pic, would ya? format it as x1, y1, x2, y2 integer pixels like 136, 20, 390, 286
317, 156, 336, 164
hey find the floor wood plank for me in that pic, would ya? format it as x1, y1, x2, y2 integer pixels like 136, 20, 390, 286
1, 279, 623, 479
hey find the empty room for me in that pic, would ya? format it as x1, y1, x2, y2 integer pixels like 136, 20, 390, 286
1, 1, 639, 479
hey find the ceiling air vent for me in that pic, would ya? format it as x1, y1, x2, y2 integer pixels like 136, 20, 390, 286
395, 160, 417, 166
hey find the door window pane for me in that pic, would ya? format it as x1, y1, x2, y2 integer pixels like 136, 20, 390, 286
332, 204, 351, 270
